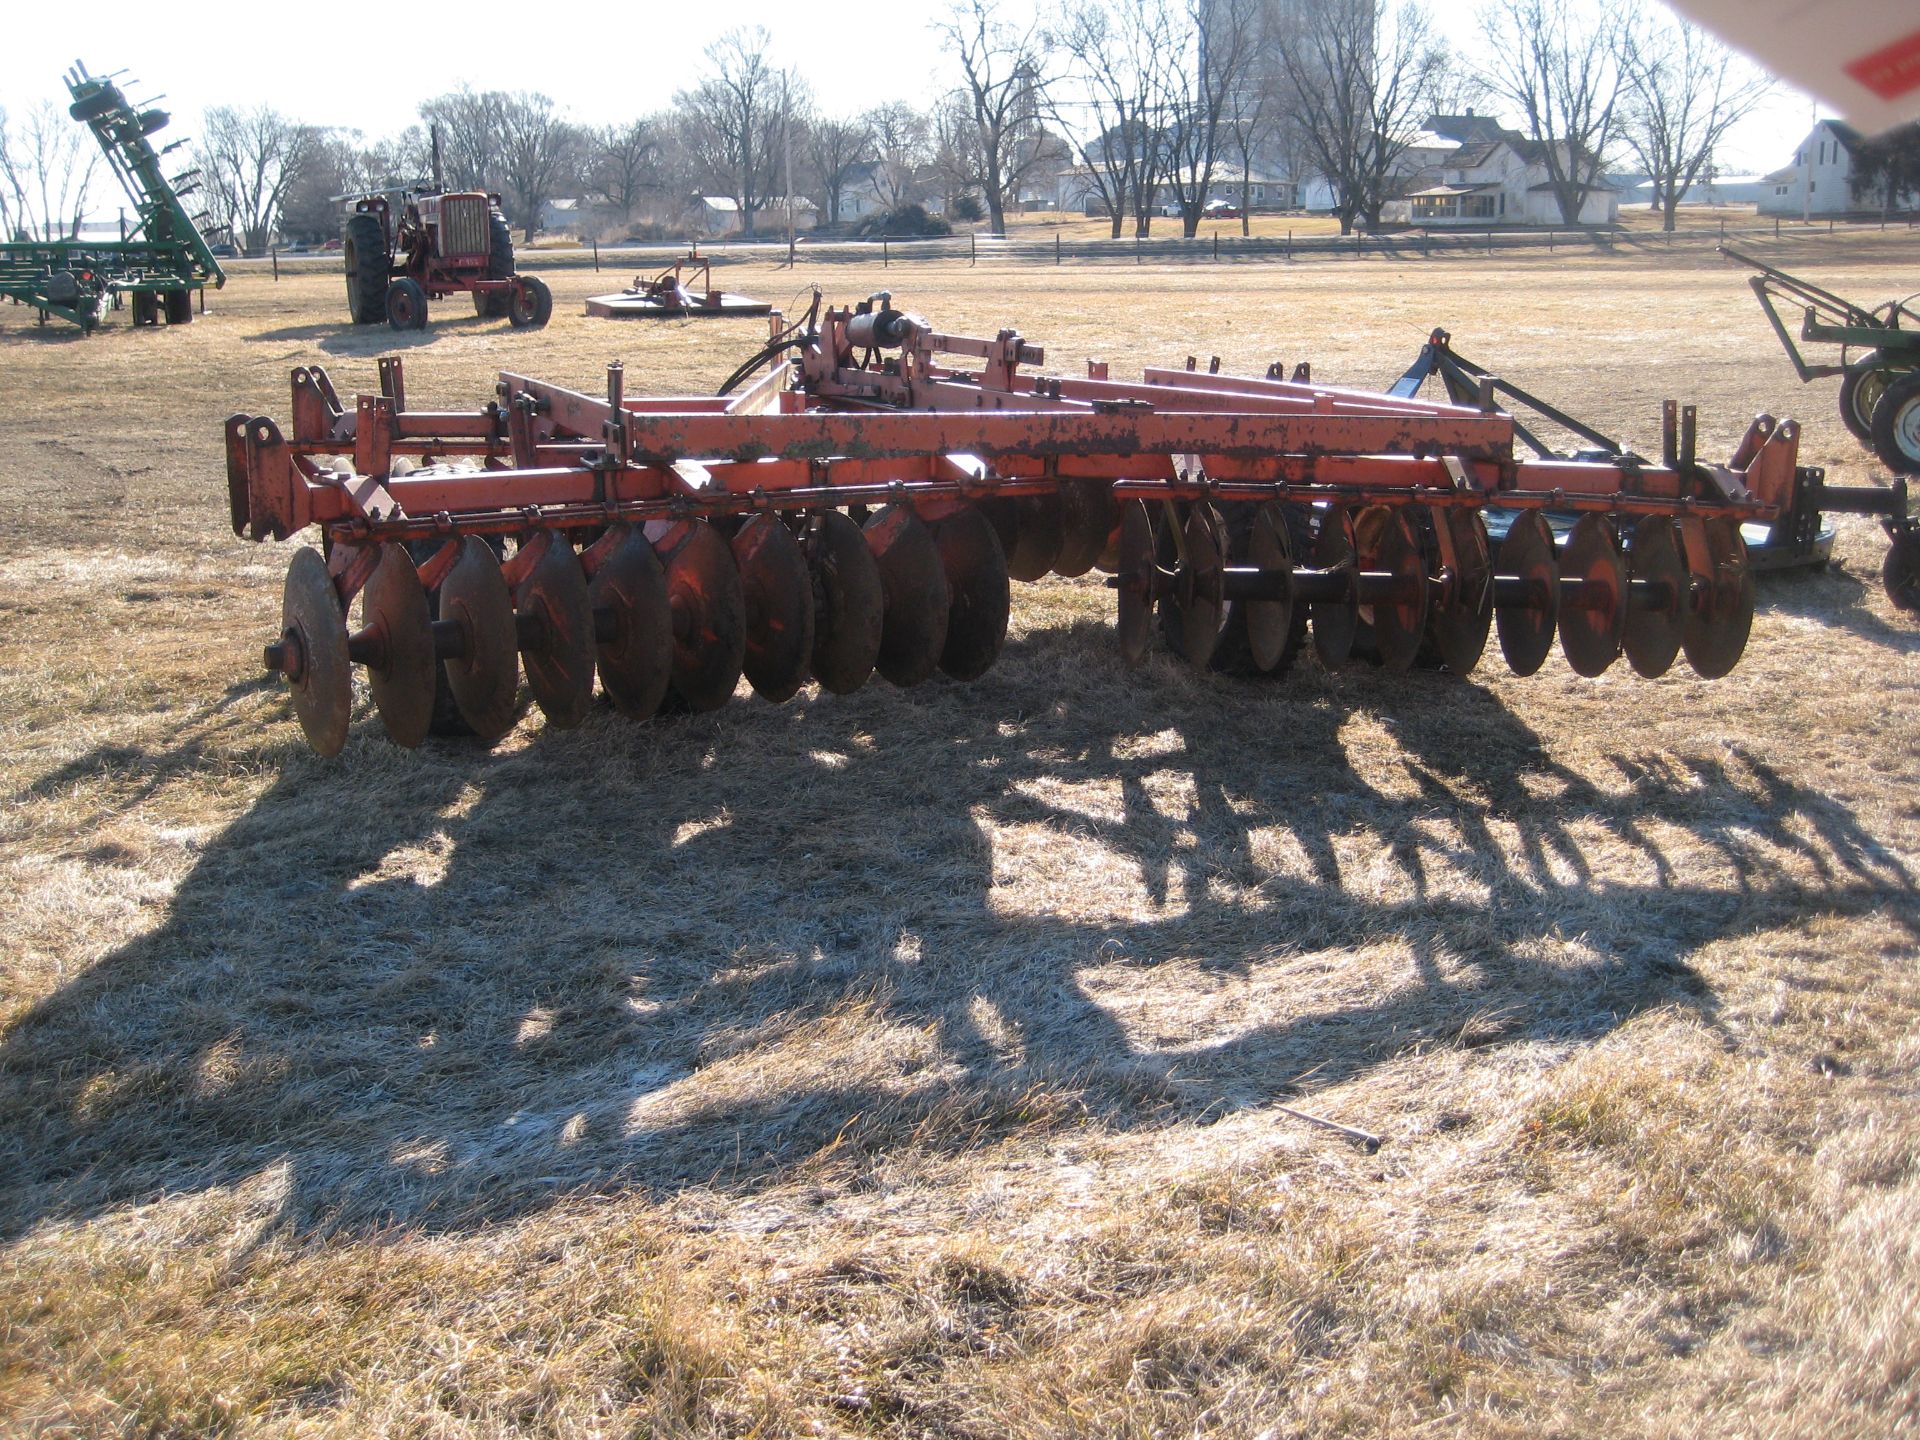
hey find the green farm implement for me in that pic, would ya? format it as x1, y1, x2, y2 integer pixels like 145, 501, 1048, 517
0, 62, 223, 332
1722, 246, 1920, 476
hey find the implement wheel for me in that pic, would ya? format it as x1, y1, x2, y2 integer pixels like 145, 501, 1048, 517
1838, 355, 1891, 444
1869, 371, 1920, 475
386, 277, 428, 331
343, 212, 388, 324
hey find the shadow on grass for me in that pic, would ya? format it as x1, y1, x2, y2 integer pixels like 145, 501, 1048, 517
249, 314, 507, 352
2, 619, 1914, 1242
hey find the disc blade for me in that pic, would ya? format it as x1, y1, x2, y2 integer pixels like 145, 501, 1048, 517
514, 530, 597, 728
1681, 516, 1754, 679
804, 510, 884, 695
865, 503, 950, 687
1053, 478, 1113, 578
362, 542, 436, 747
1495, 510, 1558, 677
440, 535, 522, 743
588, 524, 672, 718
280, 546, 352, 757
1623, 516, 1685, 679
1244, 502, 1297, 673
933, 505, 1010, 681
1310, 507, 1357, 667
1157, 503, 1225, 671
1356, 505, 1427, 672
1005, 492, 1064, 582
733, 513, 815, 703
657, 519, 746, 711
1116, 500, 1156, 668
1429, 507, 1493, 676
1558, 513, 1626, 678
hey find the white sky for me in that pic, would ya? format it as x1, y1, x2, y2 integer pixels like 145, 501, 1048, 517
0, 0, 1820, 193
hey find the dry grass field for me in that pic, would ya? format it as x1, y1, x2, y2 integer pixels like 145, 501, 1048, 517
1, 236, 1916, 1437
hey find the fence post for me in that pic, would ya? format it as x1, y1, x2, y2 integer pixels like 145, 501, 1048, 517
1135, 232, 1141, 264
1287, 228, 1292, 260
971, 232, 976, 266
1213, 231, 1219, 261
884, 237, 889, 267
593, 238, 600, 272
271, 246, 278, 281
1549, 230, 1554, 252
1775, 216, 1780, 238
1056, 232, 1061, 265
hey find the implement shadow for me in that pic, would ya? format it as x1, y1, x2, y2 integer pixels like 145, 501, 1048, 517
2, 623, 1911, 1241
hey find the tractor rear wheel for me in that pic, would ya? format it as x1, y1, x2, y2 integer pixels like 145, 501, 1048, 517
1869, 371, 1920, 475
343, 212, 388, 324
1838, 354, 1890, 444
474, 212, 515, 318
507, 274, 553, 329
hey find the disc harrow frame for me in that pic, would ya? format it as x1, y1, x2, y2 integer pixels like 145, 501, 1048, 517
224, 294, 1918, 754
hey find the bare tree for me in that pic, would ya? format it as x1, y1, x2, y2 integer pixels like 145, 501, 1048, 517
1045, 0, 1171, 238
939, 0, 1053, 234
864, 103, 932, 211
806, 110, 873, 225
418, 89, 508, 190
1156, 0, 1260, 238
1618, 12, 1771, 231
928, 94, 984, 216
0, 100, 100, 242
1479, 0, 1627, 225
496, 93, 581, 241
677, 28, 796, 238
197, 105, 317, 253
1278, 0, 1445, 234
585, 120, 662, 226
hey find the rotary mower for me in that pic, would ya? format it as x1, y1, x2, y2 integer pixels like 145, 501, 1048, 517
584, 255, 773, 319
224, 293, 1919, 756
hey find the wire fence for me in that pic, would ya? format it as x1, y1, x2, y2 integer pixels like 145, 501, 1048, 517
248, 212, 1920, 278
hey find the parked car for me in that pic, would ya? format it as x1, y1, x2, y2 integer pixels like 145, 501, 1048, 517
321, 238, 343, 251
1202, 200, 1241, 220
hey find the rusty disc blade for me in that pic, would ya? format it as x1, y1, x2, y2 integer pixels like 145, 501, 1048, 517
587, 523, 672, 718
1429, 507, 1493, 676
1558, 514, 1626, 678
1623, 516, 1685, 679
1053, 477, 1113, 578
1310, 507, 1357, 667
933, 505, 1009, 681
1357, 505, 1428, 672
440, 535, 522, 743
362, 542, 436, 748
1495, 510, 1559, 677
977, 495, 1021, 564
280, 546, 352, 757
1005, 492, 1064, 582
657, 519, 747, 711
1244, 502, 1297, 673
733, 512, 815, 703
1681, 516, 1754, 679
514, 530, 597, 728
804, 510, 884, 695
1175, 503, 1227, 672
1116, 500, 1157, 668
865, 503, 950, 687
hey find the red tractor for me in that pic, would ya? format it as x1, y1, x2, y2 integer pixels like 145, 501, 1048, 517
342, 190, 552, 331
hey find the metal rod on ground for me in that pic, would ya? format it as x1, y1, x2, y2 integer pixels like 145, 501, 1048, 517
1276, 1102, 1381, 1152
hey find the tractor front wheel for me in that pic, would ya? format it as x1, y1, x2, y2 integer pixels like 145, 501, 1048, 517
344, 212, 388, 324
507, 275, 553, 329
1838, 354, 1890, 444
386, 277, 429, 331
1869, 371, 1920, 476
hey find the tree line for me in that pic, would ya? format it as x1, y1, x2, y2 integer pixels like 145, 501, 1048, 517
4, 0, 1913, 254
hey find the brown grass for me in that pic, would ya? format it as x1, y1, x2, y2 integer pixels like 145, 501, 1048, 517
1, 232, 1917, 1437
